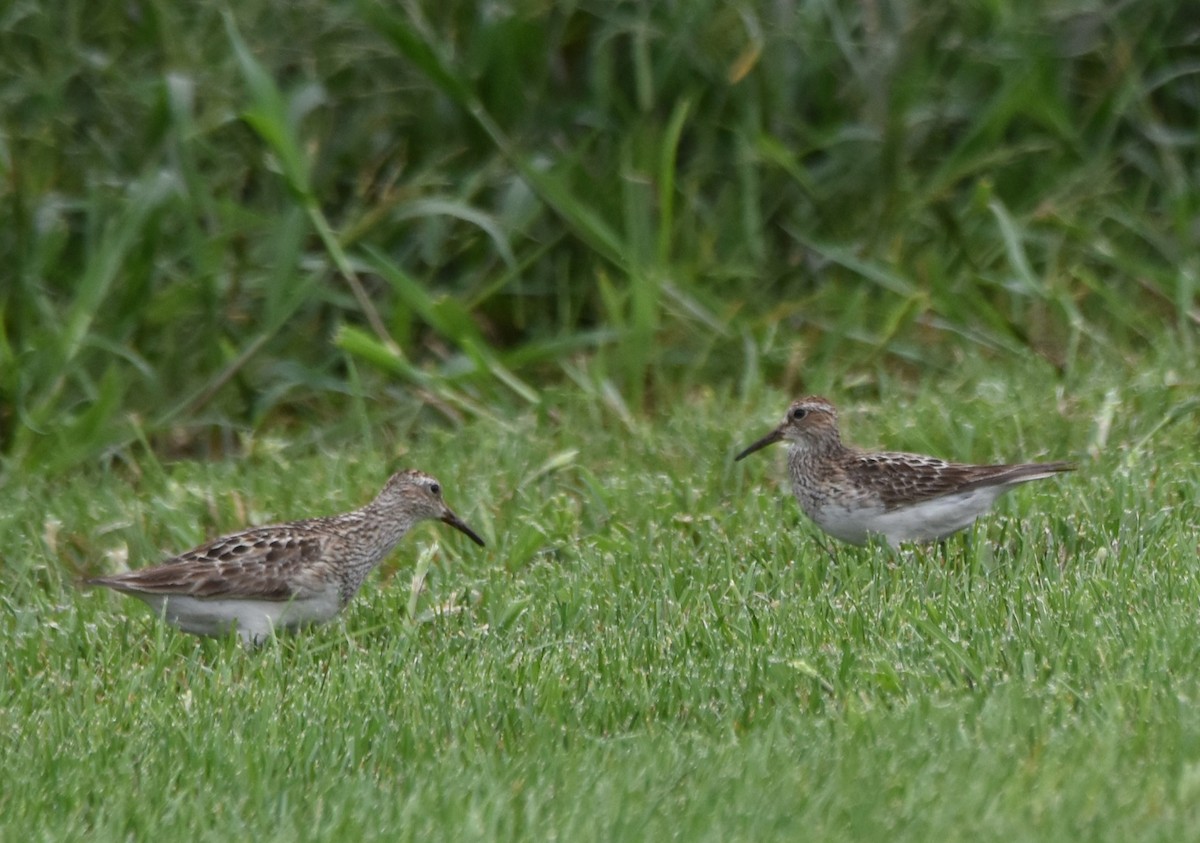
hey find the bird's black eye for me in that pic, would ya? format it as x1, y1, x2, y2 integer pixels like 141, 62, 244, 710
429, 483, 441, 496
790, 407, 808, 421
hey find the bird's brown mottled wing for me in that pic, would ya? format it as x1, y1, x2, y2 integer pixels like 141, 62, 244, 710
89, 527, 331, 600
846, 452, 1074, 510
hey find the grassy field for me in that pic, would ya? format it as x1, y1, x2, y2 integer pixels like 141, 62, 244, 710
5, 350, 1200, 840
2, 0, 1199, 839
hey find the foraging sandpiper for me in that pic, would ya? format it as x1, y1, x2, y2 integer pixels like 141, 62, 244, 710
735, 397, 1074, 547
87, 469, 485, 645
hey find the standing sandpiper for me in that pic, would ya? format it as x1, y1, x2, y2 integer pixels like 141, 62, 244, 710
735, 397, 1074, 547
87, 469, 485, 645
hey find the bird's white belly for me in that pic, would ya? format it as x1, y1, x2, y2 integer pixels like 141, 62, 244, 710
808, 487, 1007, 547
136, 587, 342, 645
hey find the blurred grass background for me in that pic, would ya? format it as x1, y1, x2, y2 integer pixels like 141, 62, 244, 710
2, 0, 1195, 478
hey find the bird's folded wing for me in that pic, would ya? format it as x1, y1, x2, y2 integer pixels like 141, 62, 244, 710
847, 452, 1003, 509
94, 531, 330, 600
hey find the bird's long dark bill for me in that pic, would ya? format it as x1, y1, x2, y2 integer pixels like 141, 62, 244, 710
734, 428, 784, 461
442, 511, 486, 546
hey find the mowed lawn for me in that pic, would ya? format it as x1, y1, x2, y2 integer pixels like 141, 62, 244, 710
3, 356, 1198, 841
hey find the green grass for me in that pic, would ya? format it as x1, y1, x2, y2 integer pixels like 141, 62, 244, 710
4, 350, 1200, 840
2, 0, 1197, 470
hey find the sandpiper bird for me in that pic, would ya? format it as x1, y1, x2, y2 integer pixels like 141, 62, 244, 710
87, 469, 485, 645
735, 397, 1074, 547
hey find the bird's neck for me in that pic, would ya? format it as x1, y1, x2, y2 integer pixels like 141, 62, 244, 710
358, 501, 417, 550
789, 432, 846, 461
